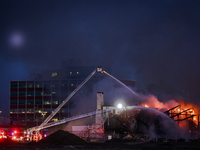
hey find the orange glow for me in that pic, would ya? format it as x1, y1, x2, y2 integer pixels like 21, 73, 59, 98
190, 110, 194, 115
140, 96, 199, 116
140, 95, 180, 110
139, 95, 200, 130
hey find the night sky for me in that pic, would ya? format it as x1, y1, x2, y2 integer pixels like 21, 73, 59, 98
1, 0, 200, 117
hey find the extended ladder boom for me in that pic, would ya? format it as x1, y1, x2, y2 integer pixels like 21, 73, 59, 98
29, 108, 113, 132
38, 69, 98, 129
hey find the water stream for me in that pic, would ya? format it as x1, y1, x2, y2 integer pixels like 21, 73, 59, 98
126, 105, 183, 137
127, 105, 174, 121
103, 71, 139, 97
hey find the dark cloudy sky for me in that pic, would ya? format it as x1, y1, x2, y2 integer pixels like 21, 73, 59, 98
1, 0, 200, 117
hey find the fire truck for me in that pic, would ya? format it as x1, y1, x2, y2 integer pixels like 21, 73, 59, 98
0, 130, 7, 139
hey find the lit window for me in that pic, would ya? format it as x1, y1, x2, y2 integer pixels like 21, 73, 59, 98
71, 84, 73, 86
35, 109, 42, 113
70, 72, 72, 75
52, 72, 57, 77
52, 118, 58, 122
53, 100, 58, 105
44, 100, 51, 105
77, 72, 79, 74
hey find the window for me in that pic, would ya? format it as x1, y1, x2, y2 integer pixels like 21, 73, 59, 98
35, 109, 42, 113
11, 83, 18, 88
27, 91, 34, 96
44, 108, 51, 113
52, 100, 58, 105
44, 91, 51, 96
19, 92, 26, 97
52, 118, 58, 122
52, 90, 59, 96
61, 108, 68, 113
19, 109, 25, 113
52, 72, 57, 77
19, 100, 25, 105
27, 82, 34, 88
35, 100, 42, 105
27, 100, 34, 105
61, 90, 68, 96
77, 72, 79, 74
69, 80, 77, 87
35, 82, 43, 88
35, 91, 42, 96
52, 81, 59, 87
11, 92, 18, 97
70, 72, 72, 75
27, 109, 34, 113
44, 81, 51, 87
10, 109, 17, 113
19, 82, 26, 88
44, 100, 51, 105
10, 100, 17, 105
61, 81, 68, 87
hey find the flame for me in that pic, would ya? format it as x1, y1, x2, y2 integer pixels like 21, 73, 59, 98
139, 94, 200, 131
140, 95, 179, 110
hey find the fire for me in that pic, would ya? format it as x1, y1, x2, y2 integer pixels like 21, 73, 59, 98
190, 110, 194, 115
140, 95, 199, 116
139, 94, 200, 131
140, 95, 179, 110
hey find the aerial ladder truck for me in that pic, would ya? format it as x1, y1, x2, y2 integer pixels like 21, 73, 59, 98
26, 66, 131, 142
26, 66, 108, 141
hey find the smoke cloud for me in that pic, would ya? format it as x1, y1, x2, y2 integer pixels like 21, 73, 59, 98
66, 72, 199, 136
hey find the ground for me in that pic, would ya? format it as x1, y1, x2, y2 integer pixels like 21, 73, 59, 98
1, 142, 200, 150
1, 130, 200, 150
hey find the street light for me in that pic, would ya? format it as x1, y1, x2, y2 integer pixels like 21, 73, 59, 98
117, 103, 123, 109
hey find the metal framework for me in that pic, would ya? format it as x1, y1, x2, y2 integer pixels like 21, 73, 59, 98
165, 105, 200, 133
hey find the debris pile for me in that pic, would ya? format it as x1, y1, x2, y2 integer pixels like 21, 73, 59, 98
38, 130, 87, 146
